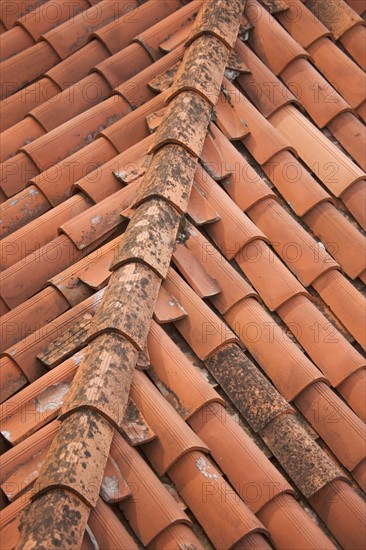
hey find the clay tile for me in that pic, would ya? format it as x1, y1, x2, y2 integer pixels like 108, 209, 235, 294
209, 125, 277, 211
226, 47, 250, 74
131, 370, 208, 474
307, 37, 366, 109
173, 243, 221, 298
277, 295, 365, 387
222, 78, 296, 164
0, 186, 50, 239
168, 450, 268, 549
41, 0, 138, 60
0, 42, 60, 100
101, 90, 169, 153
0, 357, 77, 445
205, 343, 292, 432
305, 0, 363, 39
248, 198, 340, 286
32, 409, 113, 507
1, 421, 58, 491
345, 0, 366, 15
186, 183, 221, 225
338, 369, 366, 423
148, 524, 204, 550
0, 287, 70, 351
194, 166, 268, 260
259, 0, 289, 13
281, 58, 352, 128
303, 201, 366, 279
149, 92, 212, 158
164, 268, 240, 359
16, 0, 90, 41
308, 480, 366, 550
340, 25, 366, 70
187, 0, 244, 49
111, 431, 190, 545
262, 150, 331, 216
0, 356, 27, 404
153, 285, 187, 324
37, 313, 92, 369
275, 0, 331, 48
183, 222, 257, 313
22, 96, 131, 173
32, 138, 117, 208
169, 35, 228, 106
312, 270, 366, 349
1, 116, 45, 163
0, 31, 14, 67
2, 290, 104, 382
245, 0, 309, 74
78, 251, 115, 291
0, 490, 31, 533
92, 0, 179, 55
236, 239, 308, 310
260, 414, 346, 498
1, 235, 84, 310
148, 321, 223, 419
114, 46, 184, 109
16, 490, 91, 549
269, 105, 366, 196
60, 183, 138, 251
189, 402, 293, 513
132, 0, 201, 62
341, 179, 366, 231
0, 152, 39, 199
200, 132, 232, 181
235, 40, 297, 118
160, 20, 194, 53
352, 458, 366, 492
45, 40, 109, 91
225, 297, 327, 401
111, 199, 180, 279
0, 194, 90, 271
257, 493, 336, 550
29, 72, 111, 134
295, 381, 366, 471
148, 61, 181, 93
0, 0, 48, 28
328, 112, 366, 171
215, 90, 250, 141
88, 498, 139, 550
86, 262, 160, 352
132, 144, 197, 214
146, 107, 166, 133
0, 76, 60, 132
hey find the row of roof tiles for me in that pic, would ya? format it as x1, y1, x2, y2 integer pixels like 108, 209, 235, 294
0, 0, 365, 548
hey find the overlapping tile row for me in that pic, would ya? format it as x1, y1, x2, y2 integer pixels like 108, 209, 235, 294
4, 1, 272, 548
1, 0, 365, 548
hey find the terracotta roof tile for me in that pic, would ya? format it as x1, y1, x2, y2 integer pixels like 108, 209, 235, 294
305, 0, 364, 40
0, 0, 49, 30
269, 104, 365, 197
307, 37, 366, 108
246, 0, 309, 74
345, 0, 366, 14
225, 297, 326, 401
1, 0, 365, 546
341, 179, 366, 230
112, 431, 191, 545
339, 24, 366, 69
169, 450, 269, 549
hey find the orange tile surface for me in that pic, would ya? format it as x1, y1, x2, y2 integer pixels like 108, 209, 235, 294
0, 0, 365, 549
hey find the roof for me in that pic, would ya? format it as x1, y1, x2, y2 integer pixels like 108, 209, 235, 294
0, 0, 365, 548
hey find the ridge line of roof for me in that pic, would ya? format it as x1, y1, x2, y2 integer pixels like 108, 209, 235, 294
14, 1, 247, 548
